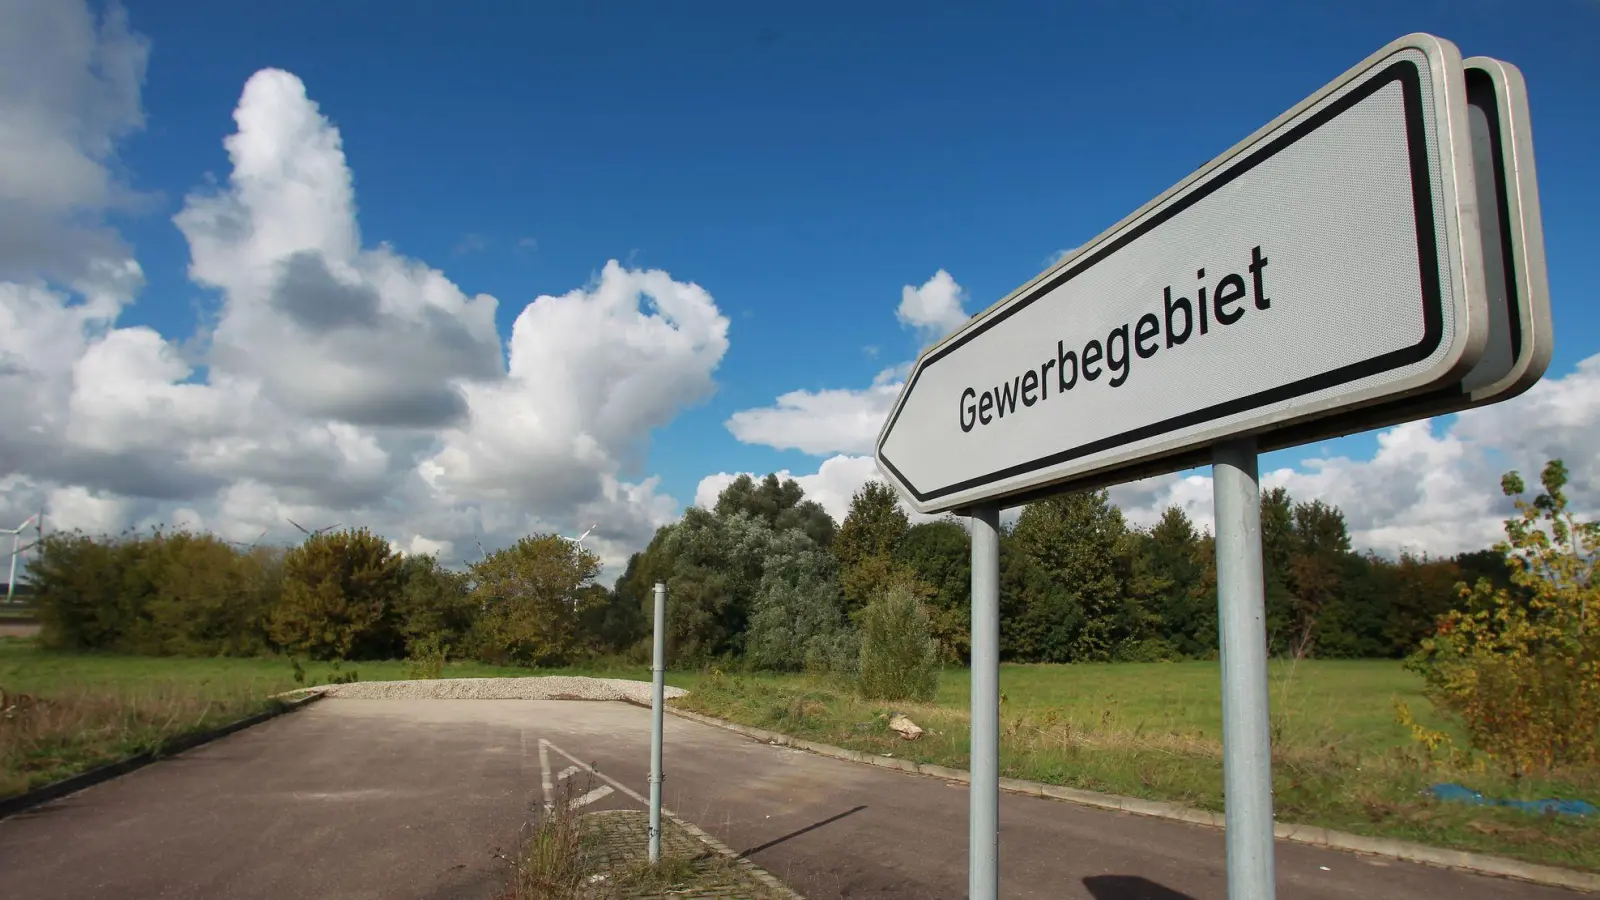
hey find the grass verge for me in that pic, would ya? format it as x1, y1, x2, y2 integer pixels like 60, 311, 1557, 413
0, 638, 699, 801
675, 661, 1600, 874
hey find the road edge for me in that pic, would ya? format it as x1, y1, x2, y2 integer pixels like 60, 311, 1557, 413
0, 689, 327, 821
665, 704, 1600, 894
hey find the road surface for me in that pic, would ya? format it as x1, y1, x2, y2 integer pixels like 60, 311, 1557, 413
0, 698, 1582, 899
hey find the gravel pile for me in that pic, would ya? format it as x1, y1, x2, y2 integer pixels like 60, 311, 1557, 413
279, 676, 687, 704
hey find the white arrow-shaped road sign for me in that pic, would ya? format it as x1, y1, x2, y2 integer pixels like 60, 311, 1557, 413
876, 33, 1518, 515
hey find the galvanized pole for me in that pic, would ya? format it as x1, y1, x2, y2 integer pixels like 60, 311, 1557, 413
648, 581, 667, 865
1213, 438, 1276, 900
968, 504, 1001, 900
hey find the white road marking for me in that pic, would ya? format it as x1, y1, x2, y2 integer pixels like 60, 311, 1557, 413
570, 785, 615, 809
558, 765, 582, 782
538, 736, 553, 812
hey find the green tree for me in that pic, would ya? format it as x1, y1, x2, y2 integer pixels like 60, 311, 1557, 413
393, 552, 475, 656
1312, 552, 1391, 658
999, 535, 1083, 662
1285, 499, 1353, 658
661, 509, 801, 661
271, 528, 405, 661
1259, 486, 1298, 654
471, 534, 601, 667
1011, 489, 1129, 660
577, 584, 649, 656
833, 480, 913, 615
1140, 506, 1214, 657
1373, 553, 1463, 656
898, 518, 972, 661
713, 473, 837, 548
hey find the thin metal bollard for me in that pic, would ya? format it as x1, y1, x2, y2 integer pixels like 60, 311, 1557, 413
968, 504, 1001, 900
1213, 438, 1276, 900
648, 581, 667, 865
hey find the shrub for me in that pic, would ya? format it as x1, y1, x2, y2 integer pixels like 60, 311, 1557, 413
270, 528, 405, 661
28, 530, 146, 651
856, 579, 940, 702
143, 531, 273, 656
404, 632, 449, 680
1406, 460, 1600, 776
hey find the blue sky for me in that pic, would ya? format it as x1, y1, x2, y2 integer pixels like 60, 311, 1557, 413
3, 0, 1598, 572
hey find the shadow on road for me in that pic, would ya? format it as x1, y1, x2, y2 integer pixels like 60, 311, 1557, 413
1083, 874, 1199, 900
737, 804, 868, 858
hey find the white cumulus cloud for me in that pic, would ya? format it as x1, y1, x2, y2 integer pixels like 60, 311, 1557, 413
896, 269, 969, 341
724, 367, 903, 456
0, 3, 730, 579
0, 0, 148, 298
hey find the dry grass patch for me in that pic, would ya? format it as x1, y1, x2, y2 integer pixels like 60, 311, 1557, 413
0, 681, 278, 798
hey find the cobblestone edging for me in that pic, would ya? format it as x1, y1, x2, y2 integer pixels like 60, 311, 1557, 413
576, 809, 803, 899
666, 705, 1600, 894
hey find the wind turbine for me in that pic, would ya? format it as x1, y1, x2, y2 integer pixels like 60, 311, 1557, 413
3, 514, 39, 606
559, 523, 599, 609
286, 518, 341, 537
562, 523, 599, 546
226, 528, 271, 550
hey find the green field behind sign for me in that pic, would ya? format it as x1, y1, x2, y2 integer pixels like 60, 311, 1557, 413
679, 659, 1600, 873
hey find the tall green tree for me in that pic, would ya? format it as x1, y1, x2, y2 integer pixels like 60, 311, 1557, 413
1259, 486, 1298, 653
393, 552, 475, 655
1285, 499, 1353, 657
1011, 489, 1130, 660
1138, 506, 1213, 657
662, 508, 840, 662
713, 473, 838, 548
999, 535, 1081, 662
898, 518, 972, 661
612, 524, 678, 648
833, 479, 913, 614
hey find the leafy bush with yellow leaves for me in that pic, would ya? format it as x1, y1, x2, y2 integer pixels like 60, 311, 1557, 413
1406, 459, 1600, 776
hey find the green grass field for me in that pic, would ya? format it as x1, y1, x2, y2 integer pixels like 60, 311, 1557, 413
679, 660, 1600, 873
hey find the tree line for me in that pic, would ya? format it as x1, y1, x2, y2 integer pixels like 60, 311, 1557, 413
22, 472, 1518, 670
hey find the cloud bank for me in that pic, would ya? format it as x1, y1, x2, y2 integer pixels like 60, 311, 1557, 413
0, 3, 728, 576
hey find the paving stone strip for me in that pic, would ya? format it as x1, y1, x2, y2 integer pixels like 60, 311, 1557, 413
573, 809, 799, 900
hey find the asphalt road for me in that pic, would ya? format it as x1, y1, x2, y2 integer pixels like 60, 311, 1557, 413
0, 698, 1584, 899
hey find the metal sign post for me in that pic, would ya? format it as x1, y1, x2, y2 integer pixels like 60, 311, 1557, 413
649, 581, 667, 865
873, 33, 1549, 900
968, 505, 1001, 900
1213, 440, 1275, 898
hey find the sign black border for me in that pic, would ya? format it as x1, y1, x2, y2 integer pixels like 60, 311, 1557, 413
878, 58, 1445, 505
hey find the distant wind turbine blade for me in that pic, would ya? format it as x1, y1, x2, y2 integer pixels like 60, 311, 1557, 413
287, 518, 310, 535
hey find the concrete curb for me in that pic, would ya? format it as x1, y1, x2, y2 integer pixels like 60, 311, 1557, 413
665, 705, 1600, 894
0, 691, 326, 821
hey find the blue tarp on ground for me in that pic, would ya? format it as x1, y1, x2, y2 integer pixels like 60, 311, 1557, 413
1431, 783, 1598, 817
